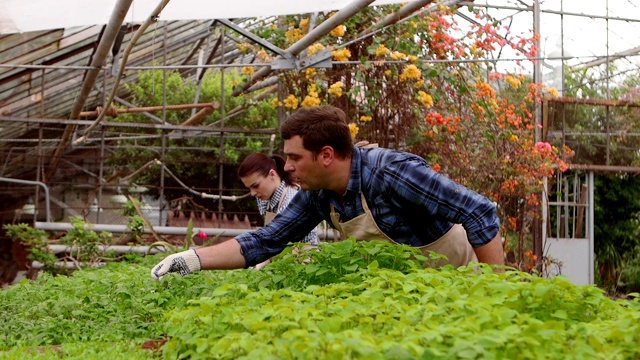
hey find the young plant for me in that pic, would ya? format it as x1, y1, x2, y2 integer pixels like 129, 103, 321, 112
3, 223, 58, 273
122, 199, 146, 243
58, 216, 115, 269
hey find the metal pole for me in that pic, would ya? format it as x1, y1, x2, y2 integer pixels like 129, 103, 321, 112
48, 244, 168, 255
97, 127, 106, 223
0, 116, 278, 134
35, 221, 338, 240
587, 171, 594, 284
0, 177, 51, 223
232, 0, 377, 96
78, 103, 217, 117
533, 0, 542, 142
191, 38, 208, 117
359, 0, 438, 36
533, 0, 544, 264
37, 122, 45, 222
160, 21, 169, 227
560, 0, 565, 95
68, 0, 132, 119
605, 0, 611, 166
458, 1, 640, 23
46, 0, 136, 181
34, 222, 250, 237
218, 26, 226, 227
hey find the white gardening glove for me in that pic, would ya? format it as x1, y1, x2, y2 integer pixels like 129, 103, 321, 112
150, 249, 202, 280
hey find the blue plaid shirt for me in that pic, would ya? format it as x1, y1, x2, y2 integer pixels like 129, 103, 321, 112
256, 182, 318, 245
236, 146, 500, 267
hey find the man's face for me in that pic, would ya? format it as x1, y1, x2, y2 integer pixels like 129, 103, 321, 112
283, 135, 322, 190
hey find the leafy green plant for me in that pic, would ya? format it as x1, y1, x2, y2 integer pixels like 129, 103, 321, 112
1, 241, 639, 360
0, 342, 158, 360
4, 219, 127, 274
250, 238, 432, 290
185, 218, 194, 250
57, 217, 116, 269
3, 223, 58, 272
122, 199, 145, 243
107, 69, 278, 202
594, 175, 640, 291
0, 255, 221, 350
162, 262, 640, 360
619, 245, 640, 292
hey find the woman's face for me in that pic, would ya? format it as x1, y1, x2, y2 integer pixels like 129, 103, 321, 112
240, 169, 280, 201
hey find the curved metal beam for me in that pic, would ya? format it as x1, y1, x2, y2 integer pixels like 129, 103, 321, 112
46, 0, 135, 182
232, 0, 377, 96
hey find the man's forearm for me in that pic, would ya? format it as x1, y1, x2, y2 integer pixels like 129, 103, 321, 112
473, 233, 505, 266
195, 239, 247, 270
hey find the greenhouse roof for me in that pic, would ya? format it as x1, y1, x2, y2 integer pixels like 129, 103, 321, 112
0, 0, 639, 189
0, 0, 409, 34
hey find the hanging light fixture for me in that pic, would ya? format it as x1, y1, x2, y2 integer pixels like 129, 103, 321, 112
21, 196, 36, 215
109, 187, 128, 204
128, 184, 149, 194
89, 198, 102, 213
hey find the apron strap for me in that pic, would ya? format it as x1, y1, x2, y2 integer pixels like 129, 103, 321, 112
267, 184, 289, 213
275, 185, 288, 212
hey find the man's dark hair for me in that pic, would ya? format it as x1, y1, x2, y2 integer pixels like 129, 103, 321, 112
280, 105, 353, 159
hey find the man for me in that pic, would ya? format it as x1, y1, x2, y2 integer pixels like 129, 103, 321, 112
151, 105, 504, 279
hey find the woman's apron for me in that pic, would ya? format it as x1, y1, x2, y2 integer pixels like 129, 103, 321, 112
254, 186, 289, 270
264, 186, 289, 225
329, 193, 477, 268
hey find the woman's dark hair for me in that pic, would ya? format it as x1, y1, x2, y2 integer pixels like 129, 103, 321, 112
280, 105, 353, 159
237, 153, 293, 185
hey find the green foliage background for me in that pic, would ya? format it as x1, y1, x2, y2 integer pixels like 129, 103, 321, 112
1, 241, 639, 359
553, 66, 640, 291
106, 69, 278, 220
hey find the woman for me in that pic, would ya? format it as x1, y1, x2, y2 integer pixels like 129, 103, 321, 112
238, 153, 319, 269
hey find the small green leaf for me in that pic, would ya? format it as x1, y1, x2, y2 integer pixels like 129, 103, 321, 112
551, 310, 568, 320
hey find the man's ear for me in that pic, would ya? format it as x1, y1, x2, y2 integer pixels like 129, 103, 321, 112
320, 146, 334, 166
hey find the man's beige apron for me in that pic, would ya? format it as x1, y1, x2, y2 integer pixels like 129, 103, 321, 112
329, 193, 477, 268
254, 186, 290, 270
